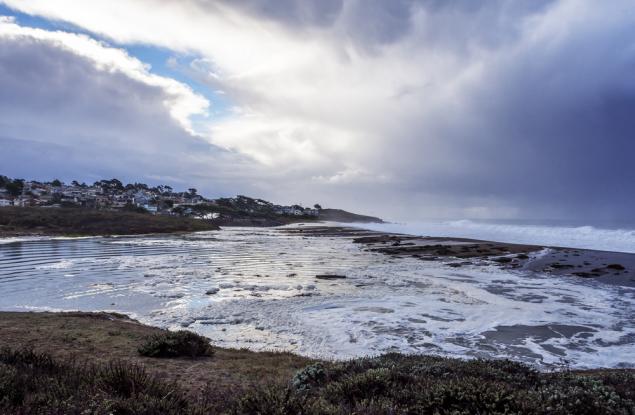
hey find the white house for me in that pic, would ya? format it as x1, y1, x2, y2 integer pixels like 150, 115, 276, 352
15, 196, 31, 207
143, 204, 158, 214
0, 198, 13, 207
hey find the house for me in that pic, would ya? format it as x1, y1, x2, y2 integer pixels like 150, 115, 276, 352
189, 195, 204, 204
304, 208, 319, 217
133, 191, 151, 207
0, 198, 13, 207
142, 204, 158, 214
15, 196, 32, 207
111, 200, 128, 209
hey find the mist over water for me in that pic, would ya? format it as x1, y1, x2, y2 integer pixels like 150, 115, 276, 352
353, 220, 635, 254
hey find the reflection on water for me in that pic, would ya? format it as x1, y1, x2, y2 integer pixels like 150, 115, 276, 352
1, 227, 634, 369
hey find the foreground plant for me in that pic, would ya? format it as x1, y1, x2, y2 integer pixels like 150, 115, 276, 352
1, 347, 634, 414
138, 330, 215, 358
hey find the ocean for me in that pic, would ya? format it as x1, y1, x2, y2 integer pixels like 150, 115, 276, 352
349, 219, 635, 254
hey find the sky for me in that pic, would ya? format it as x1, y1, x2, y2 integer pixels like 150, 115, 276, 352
0, 1, 633, 222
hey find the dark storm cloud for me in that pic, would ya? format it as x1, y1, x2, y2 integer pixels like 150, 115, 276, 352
379, 1, 635, 220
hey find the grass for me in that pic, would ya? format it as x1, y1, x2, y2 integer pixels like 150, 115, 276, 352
0, 207, 219, 236
0, 347, 191, 414
0, 312, 633, 414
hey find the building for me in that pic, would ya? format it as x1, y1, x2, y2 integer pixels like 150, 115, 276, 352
304, 208, 319, 217
0, 198, 13, 207
143, 204, 158, 214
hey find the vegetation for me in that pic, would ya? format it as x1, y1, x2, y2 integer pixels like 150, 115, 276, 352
240, 354, 635, 414
138, 331, 215, 358
0, 176, 24, 197
0, 312, 633, 414
179, 195, 320, 226
316, 208, 383, 223
0, 347, 193, 414
0, 206, 219, 236
1, 348, 633, 414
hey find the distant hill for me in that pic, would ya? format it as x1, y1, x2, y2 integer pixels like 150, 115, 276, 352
317, 208, 383, 223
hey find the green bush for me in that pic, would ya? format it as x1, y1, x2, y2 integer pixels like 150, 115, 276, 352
138, 330, 214, 358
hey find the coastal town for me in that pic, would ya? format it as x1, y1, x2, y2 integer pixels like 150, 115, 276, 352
0, 176, 320, 218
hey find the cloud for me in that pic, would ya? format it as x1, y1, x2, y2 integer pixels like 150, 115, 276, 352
0, 17, 254, 194
1, 0, 634, 221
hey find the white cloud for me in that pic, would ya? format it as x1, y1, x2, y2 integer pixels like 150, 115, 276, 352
0, 18, 209, 133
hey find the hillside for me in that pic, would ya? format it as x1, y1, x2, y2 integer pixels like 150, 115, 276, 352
317, 208, 383, 223
0, 207, 219, 236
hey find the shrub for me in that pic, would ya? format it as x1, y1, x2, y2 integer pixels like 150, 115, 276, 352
292, 362, 326, 391
1, 346, 634, 414
0, 347, 189, 415
235, 385, 307, 415
138, 330, 214, 358
239, 354, 635, 414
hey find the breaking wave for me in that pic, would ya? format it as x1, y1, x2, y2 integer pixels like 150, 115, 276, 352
354, 220, 635, 253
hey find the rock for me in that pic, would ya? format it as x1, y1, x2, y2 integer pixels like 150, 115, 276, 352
493, 257, 512, 264
315, 274, 347, 280
573, 272, 596, 278
447, 261, 473, 268
205, 288, 220, 295
607, 264, 625, 271
419, 256, 438, 261
550, 263, 574, 269
516, 254, 529, 260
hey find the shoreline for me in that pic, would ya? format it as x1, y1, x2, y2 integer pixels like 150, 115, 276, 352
1, 223, 634, 370
283, 225, 635, 287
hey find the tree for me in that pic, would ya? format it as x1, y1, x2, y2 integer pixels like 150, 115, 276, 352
71, 180, 80, 187
314, 204, 322, 210
51, 179, 62, 187
97, 179, 125, 191
109, 179, 124, 190
5, 179, 24, 196
188, 188, 197, 196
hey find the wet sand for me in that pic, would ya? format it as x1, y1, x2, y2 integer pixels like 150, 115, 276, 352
282, 225, 635, 287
